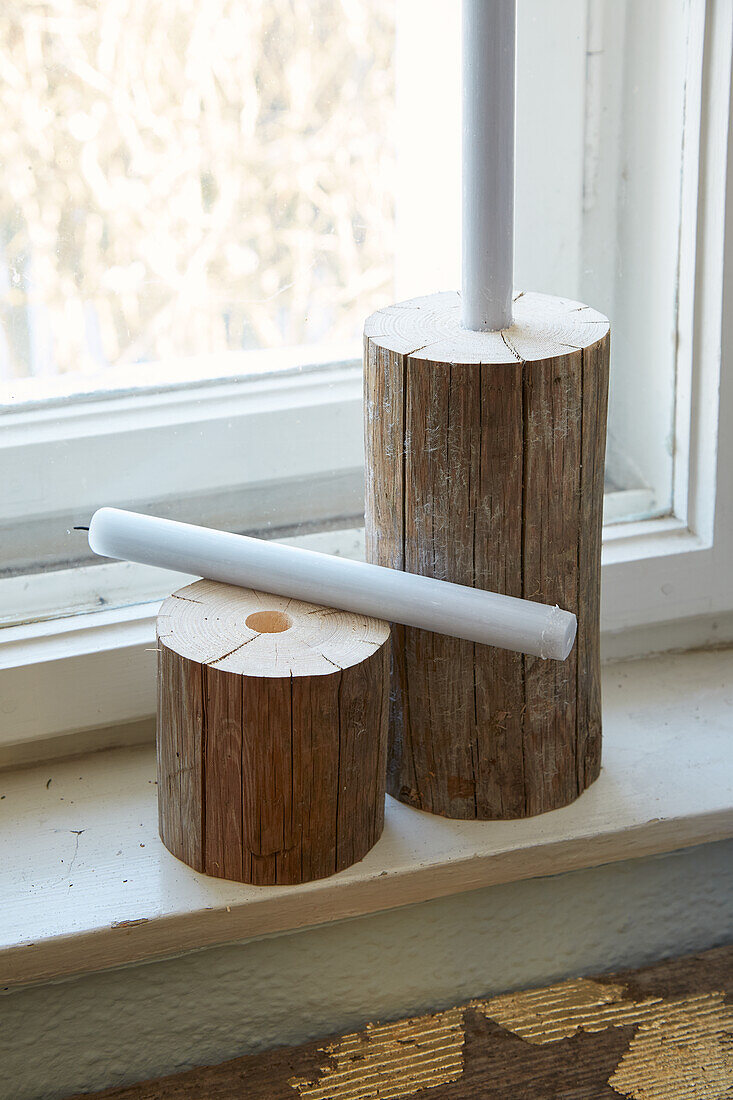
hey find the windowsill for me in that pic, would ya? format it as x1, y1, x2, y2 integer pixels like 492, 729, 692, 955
4, 520, 732, 761
2, 645, 732, 991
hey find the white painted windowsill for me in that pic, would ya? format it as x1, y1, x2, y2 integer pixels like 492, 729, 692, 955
2, 646, 732, 992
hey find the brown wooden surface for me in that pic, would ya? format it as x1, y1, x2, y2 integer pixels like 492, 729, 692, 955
76, 942, 733, 1098
363, 291, 610, 819
156, 580, 390, 885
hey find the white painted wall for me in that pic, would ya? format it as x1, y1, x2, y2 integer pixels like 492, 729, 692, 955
3, 839, 732, 1100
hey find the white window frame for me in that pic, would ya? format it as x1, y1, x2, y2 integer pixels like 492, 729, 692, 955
601, 0, 733, 635
0, 348, 364, 581
1, 0, 732, 758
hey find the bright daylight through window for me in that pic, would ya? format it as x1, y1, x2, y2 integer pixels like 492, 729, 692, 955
0, 0, 696, 631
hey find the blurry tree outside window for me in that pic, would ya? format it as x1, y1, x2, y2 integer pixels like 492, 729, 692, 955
0, 1, 395, 384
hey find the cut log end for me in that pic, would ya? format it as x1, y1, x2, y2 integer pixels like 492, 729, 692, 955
157, 580, 390, 884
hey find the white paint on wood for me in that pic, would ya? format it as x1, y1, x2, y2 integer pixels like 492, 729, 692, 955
1, 645, 732, 990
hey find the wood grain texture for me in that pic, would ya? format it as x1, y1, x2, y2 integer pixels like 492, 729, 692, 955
156, 580, 390, 885
364, 291, 610, 819
76, 943, 733, 1099
156, 648, 204, 872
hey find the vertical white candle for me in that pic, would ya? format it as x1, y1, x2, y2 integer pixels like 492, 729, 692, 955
462, 0, 516, 331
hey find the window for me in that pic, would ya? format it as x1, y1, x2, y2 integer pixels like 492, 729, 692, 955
1, 0, 732, 752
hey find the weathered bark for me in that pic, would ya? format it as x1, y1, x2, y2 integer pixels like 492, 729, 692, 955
157, 579, 390, 884
364, 291, 610, 819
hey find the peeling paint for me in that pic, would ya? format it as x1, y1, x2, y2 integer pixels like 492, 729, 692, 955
289, 1007, 464, 1099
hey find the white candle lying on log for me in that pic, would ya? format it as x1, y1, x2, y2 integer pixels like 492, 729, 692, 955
87, 508, 576, 660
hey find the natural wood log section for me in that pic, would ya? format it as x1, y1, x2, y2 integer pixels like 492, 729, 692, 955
156, 579, 390, 884
364, 291, 610, 819
77, 943, 733, 1098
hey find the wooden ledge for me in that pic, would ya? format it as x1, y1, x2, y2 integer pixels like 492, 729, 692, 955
2, 646, 733, 990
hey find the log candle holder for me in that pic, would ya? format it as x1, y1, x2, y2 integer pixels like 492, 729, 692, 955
364, 290, 610, 820
156, 579, 390, 884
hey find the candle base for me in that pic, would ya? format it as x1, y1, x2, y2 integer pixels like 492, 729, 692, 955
364, 291, 610, 819
156, 579, 390, 883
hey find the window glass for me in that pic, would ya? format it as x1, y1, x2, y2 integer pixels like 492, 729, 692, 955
0, 1, 395, 389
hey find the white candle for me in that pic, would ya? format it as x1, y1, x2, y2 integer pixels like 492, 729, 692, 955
462, 0, 515, 331
88, 508, 576, 660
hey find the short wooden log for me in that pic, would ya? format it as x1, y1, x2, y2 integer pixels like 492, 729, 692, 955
364, 291, 610, 819
156, 579, 390, 884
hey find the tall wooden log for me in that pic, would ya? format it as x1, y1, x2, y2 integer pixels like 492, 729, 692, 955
156, 579, 390, 884
364, 291, 610, 819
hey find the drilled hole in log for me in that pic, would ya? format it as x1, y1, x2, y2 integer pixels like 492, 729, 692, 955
245, 609, 292, 634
